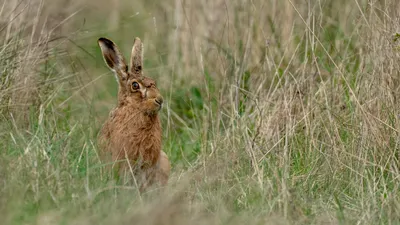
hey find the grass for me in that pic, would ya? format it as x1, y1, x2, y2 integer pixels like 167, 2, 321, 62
1, 0, 400, 224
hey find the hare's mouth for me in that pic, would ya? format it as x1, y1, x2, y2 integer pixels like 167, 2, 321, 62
153, 101, 163, 111
143, 99, 163, 116
155, 98, 163, 106
153, 97, 163, 110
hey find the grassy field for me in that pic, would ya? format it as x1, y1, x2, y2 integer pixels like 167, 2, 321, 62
1, 0, 400, 224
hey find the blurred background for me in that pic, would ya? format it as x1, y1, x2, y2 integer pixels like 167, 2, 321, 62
1, 0, 400, 224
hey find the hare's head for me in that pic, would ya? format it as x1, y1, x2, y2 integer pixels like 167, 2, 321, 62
98, 37, 163, 115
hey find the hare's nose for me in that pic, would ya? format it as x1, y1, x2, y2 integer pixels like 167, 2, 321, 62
155, 95, 163, 106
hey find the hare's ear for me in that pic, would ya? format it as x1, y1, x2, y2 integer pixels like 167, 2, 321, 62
129, 37, 143, 75
98, 37, 128, 81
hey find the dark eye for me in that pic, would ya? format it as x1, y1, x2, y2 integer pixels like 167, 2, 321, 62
132, 82, 140, 90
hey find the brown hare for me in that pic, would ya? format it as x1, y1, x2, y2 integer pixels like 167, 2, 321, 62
97, 37, 170, 192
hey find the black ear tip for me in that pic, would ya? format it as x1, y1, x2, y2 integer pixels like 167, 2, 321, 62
98, 37, 115, 49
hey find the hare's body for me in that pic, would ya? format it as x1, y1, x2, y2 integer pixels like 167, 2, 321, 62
97, 37, 170, 191
101, 93, 162, 167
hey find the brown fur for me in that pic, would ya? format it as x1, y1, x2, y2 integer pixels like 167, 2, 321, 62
97, 37, 170, 191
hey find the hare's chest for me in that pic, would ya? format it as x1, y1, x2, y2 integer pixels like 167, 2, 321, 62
107, 110, 162, 162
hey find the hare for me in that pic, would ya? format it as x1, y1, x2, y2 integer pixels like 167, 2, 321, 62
97, 37, 170, 191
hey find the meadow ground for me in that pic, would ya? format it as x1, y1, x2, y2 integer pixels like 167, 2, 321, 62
1, 0, 400, 224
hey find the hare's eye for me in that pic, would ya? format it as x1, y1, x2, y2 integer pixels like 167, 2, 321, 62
132, 82, 140, 90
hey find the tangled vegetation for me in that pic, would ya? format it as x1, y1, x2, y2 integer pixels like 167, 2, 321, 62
1, 0, 400, 224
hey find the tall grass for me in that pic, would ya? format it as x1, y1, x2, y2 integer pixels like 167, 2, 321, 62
1, 0, 400, 224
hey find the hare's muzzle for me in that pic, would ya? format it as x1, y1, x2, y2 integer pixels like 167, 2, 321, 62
154, 95, 164, 108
